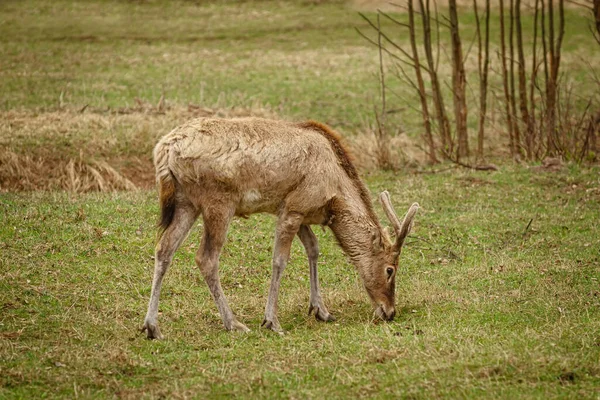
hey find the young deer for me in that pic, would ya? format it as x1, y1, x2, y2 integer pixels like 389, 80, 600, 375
141, 118, 418, 338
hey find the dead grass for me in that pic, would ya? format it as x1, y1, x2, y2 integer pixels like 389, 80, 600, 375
0, 104, 281, 192
0, 150, 137, 192
0, 105, 432, 192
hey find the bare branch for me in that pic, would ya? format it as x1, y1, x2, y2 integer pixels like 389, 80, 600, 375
388, 1, 451, 29
355, 27, 423, 71
359, 13, 414, 61
565, 0, 593, 10
419, 0, 452, 154
408, 0, 437, 163
378, 9, 410, 29
499, 0, 516, 156
449, 0, 469, 158
392, 62, 420, 94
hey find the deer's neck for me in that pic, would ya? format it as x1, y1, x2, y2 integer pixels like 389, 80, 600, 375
328, 197, 383, 273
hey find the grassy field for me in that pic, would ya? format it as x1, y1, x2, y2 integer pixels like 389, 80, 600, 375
2, 166, 600, 398
1, 0, 600, 398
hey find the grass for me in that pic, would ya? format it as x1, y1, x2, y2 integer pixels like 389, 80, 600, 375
0, 0, 380, 127
1, 0, 600, 398
3, 0, 595, 126
2, 166, 600, 398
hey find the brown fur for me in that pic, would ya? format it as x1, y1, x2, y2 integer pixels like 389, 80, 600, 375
297, 121, 381, 229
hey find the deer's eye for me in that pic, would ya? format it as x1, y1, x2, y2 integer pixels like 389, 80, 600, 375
386, 267, 394, 278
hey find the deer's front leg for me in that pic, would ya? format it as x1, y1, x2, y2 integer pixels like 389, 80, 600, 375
297, 225, 335, 322
262, 211, 303, 334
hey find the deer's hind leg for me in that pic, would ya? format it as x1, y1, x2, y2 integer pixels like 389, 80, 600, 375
196, 203, 249, 332
262, 211, 304, 334
297, 225, 335, 322
143, 201, 198, 340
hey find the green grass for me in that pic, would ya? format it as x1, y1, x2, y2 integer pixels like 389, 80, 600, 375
1, 0, 600, 398
1, 0, 597, 132
0, 0, 383, 128
2, 166, 600, 398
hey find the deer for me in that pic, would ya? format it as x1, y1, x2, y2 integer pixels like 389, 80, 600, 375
141, 117, 419, 339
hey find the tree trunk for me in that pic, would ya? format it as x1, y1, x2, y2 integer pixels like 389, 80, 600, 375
408, 0, 437, 163
529, 0, 540, 159
515, 0, 532, 159
509, 0, 522, 157
540, 0, 550, 157
475, 0, 491, 160
449, 0, 469, 159
499, 0, 516, 156
546, 0, 565, 155
419, 0, 452, 156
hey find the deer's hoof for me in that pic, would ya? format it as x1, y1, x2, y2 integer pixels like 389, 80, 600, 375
141, 321, 163, 340
309, 304, 336, 322
261, 319, 284, 335
316, 310, 336, 322
228, 320, 251, 333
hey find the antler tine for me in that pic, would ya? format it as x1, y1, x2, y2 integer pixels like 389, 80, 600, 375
395, 202, 419, 252
379, 191, 419, 253
379, 191, 402, 233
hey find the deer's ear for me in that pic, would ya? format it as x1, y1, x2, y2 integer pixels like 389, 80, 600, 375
371, 230, 384, 253
382, 226, 392, 243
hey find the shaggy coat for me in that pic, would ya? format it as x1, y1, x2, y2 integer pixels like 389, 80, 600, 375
142, 117, 418, 338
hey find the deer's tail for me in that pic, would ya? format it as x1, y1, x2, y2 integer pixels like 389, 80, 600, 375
153, 139, 177, 239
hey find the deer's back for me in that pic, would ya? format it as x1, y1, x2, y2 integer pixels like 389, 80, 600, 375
157, 117, 350, 219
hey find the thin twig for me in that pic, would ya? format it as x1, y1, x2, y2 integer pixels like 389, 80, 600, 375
355, 27, 424, 72
388, 1, 451, 28
565, 0, 593, 10
442, 149, 499, 170
358, 13, 432, 73
392, 62, 419, 94
378, 9, 410, 29
522, 218, 533, 238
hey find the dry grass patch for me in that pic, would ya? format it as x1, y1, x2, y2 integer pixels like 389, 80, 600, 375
0, 104, 279, 192
0, 105, 429, 192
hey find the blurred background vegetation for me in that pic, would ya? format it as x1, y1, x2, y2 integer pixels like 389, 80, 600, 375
1, 0, 598, 191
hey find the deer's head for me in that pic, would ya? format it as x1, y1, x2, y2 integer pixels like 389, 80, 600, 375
363, 192, 419, 321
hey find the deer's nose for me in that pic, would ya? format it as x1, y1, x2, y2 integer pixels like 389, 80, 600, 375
387, 309, 396, 321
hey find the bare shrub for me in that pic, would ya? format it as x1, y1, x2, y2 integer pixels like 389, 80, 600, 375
358, 0, 598, 165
